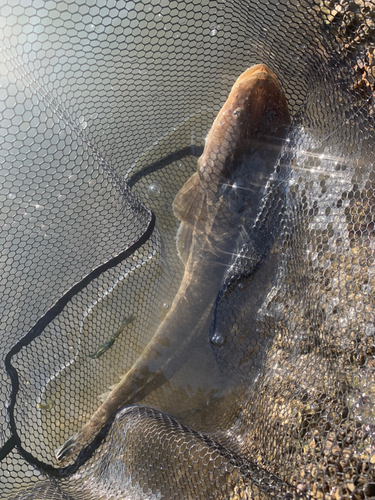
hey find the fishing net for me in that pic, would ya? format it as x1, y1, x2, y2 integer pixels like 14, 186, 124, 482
1, 0, 374, 498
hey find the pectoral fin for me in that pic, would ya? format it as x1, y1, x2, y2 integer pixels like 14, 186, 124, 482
173, 172, 207, 265
175, 221, 194, 264
173, 172, 206, 223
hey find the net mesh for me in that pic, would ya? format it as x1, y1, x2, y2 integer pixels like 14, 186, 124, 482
1, 0, 375, 498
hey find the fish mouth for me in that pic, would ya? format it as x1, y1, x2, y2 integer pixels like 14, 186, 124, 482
233, 64, 281, 87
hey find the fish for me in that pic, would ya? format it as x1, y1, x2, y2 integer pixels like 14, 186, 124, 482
55, 63, 291, 463
89, 314, 136, 359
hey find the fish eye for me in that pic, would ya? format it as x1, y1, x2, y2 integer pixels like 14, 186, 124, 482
233, 107, 243, 116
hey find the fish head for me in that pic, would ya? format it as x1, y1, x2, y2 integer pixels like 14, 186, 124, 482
198, 64, 291, 216
173, 64, 291, 262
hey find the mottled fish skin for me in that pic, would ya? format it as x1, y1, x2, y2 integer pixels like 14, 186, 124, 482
55, 64, 290, 463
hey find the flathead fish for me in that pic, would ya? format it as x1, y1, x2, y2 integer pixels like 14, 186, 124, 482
56, 63, 290, 463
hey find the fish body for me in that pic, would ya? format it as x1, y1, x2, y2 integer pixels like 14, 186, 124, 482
90, 314, 136, 359
56, 64, 290, 463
